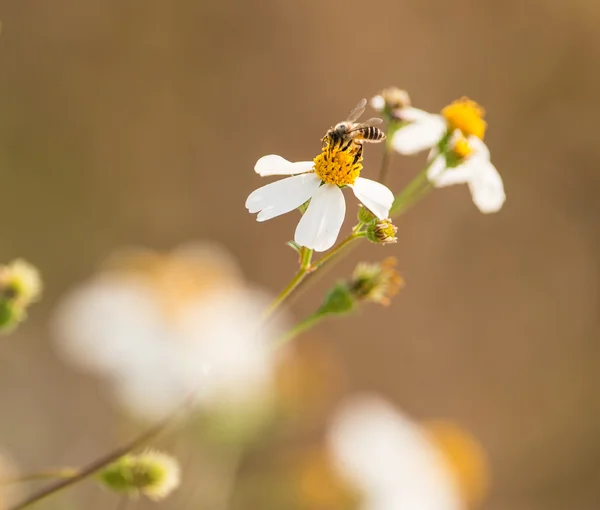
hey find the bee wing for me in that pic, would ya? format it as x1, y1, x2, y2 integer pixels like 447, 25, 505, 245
347, 118, 384, 132
346, 98, 367, 122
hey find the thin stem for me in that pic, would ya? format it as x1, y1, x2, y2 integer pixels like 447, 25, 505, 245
312, 233, 364, 271
2, 469, 78, 485
277, 311, 325, 346
377, 137, 394, 185
263, 247, 313, 321
390, 165, 432, 217
8, 418, 171, 510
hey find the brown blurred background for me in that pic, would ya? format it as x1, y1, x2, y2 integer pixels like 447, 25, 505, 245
0, 0, 599, 509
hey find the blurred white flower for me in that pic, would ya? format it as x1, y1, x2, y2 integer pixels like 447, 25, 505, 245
327, 395, 463, 510
246, 150, 393, 252
390, 97, 505, 213
53, 243, 284, 421
428, 134, 505, 214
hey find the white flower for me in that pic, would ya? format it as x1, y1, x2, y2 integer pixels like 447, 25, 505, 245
53, 243, 285, 421
327, 394, 462, 510
428, 135, 505, 214
390, 98, 505, 213
246, 153, 394, 252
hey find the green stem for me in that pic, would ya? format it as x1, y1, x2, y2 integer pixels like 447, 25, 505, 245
263, 247, 313, 320
277, 311, 325, 346
312, 232, 364, 271
8, 418, 172, 510
390, 163, 433, 217
2, 469, 78, 485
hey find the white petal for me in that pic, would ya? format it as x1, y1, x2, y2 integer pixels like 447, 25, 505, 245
396, 107, 439, 123
254, 155, 314, 176
350, 177, 394, 219
428, 157, 475, 188
392, 111, 447, 155
370, 95, 385, 111
467, 160, 505, 213
294, 184, 345, 252
467, 136, 491, 161
245, 174, 321, 222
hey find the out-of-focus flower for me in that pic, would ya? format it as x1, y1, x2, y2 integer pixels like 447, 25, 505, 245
424, 420, 489, 508
348, 257, 404, 306
427, 133, 505, 214
390, 97, 505, 213
97, 449, 180, 501
294, 448, 360, 510
0, 259, 42, 332
246, 148, 393, 252
370, 87, 412, 116
53, 243, 284, 421
327, 395, 485, 510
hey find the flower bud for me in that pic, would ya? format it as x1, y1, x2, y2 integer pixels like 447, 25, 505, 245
0, 259, 42, 332
348, 258, 404, 306
97, 450, 180, 501
366, 219, 398, 245
371, 87, 411, 114
318, 283, 356, 316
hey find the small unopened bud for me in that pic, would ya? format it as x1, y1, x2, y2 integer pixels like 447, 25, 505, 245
348, 257, 404, 306
357, 205, 376, 225
318, 283, 356, 316
371, 87, 411, 114
0, 259, 42, 332
97, 450, 181, 501
366, 219, 398, 245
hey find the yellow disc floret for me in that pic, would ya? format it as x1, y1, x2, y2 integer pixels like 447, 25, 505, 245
442, 97, 487, 140
313, 145, 362, 186
453, 135, 473, 159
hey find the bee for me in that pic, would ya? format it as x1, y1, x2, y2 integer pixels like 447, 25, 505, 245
324, 98, 386, 155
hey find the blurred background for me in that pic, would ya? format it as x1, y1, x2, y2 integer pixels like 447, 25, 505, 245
0, 0, 599, 509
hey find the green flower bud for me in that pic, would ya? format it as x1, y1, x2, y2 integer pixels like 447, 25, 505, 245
97, 450, 180, 501
366, 219, 398, 245
0, 259, 41, 332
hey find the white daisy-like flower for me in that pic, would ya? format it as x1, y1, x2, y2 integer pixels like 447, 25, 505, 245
427, 134, 505, 214
327, 394, 463, 510
53, 243, 285, 421
246, 145, 394, 252
381, 96, 505, 213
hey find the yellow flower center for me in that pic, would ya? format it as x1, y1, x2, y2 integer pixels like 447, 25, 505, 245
442, 97, 487, 140
313, 145, 362, 186
453, 135, 473, 159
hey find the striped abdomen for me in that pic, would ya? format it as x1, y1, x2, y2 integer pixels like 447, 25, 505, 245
355, 126, 386, 142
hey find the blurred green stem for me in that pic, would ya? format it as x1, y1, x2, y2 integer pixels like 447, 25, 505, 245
263, 247, 313, 321
377, 136, 394, 185
8, 417, 172, 510
2, 469, 78, 485
277, 311, 326, 346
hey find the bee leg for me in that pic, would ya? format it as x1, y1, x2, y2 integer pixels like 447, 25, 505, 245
352, 144, 363, 166
340, 143, 350, 152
